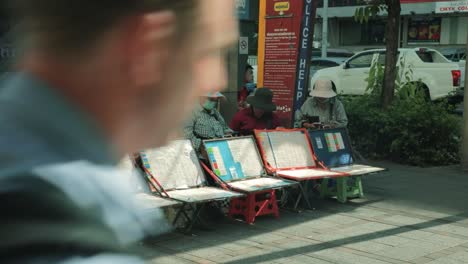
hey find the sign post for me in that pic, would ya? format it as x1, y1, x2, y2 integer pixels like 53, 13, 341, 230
462, 29, 468, 171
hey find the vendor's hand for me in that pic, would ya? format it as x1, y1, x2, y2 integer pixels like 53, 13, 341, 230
303, 122, 321, 129
322, 122, 336, 129
302, 122, 313, 128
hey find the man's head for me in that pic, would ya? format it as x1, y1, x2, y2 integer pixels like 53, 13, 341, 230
10, 0, 238, 155
246, 88, 276, 118
310, 79, 336, 106
244, 64, 254, 83
200, 92, 224, 111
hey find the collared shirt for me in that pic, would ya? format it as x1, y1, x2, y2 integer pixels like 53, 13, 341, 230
0, 73, 163, 262
294, 97, 348, 128
230, 108, 280, 136
184, 105, 233, 151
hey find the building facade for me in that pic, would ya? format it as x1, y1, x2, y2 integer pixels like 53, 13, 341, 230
314, 0, 467, 52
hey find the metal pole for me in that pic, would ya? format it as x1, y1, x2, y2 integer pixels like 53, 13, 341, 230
462, 30, 468, 171
321, 0, 328, 58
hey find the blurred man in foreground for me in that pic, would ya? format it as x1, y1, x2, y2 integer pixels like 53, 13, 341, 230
0, 0, 237, 263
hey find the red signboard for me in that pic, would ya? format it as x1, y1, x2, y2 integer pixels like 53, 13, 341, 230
263, 0, 303, 126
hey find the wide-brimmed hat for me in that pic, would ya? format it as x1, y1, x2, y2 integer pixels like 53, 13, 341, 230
246, 88, 276, 112
204, 92, 225, 98
310, 79, 337, 98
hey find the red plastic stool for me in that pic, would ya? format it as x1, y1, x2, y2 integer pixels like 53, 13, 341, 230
228, 189, 279, 224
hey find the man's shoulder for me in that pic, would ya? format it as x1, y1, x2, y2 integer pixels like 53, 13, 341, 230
236, 108, 251, 117
333, 98, 345, 108
0, 160, 161, 251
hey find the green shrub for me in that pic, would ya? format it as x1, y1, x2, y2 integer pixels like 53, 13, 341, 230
342, 61, 462, 166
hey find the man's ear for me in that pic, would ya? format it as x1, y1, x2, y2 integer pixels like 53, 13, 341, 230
126, 11, 176, 87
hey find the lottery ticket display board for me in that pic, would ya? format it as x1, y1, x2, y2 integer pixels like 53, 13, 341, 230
140, 140, 206, 191
308, 128, 385, 176
254, 129, 344, 180
203, 136, 297, 192
140, 139, 243, 203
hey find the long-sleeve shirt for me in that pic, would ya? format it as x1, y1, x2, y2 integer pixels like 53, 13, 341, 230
184, 105, 233, 151
294, 97, 348, 128
230, 108, 280, 136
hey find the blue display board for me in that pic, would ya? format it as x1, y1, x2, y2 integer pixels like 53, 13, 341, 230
204, 137, 265, 182
204, 140, 246, 182
308, 128, 354, 168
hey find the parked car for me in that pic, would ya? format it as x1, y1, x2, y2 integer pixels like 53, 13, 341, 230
310, 48, 462, 100
311, 48, 355, 59
439, 48, 465, 89
309, 58, 348, 80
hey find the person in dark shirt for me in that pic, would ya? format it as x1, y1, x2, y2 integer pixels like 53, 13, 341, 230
237, 64, 256, 109
230, 88, 280, 135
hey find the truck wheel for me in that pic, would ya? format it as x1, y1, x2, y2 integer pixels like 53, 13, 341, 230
413, 83, 430, 101
419, 84, 431, 102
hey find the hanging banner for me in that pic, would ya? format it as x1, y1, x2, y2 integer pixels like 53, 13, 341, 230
293, 0, 316, 113
260, 0, 316, 127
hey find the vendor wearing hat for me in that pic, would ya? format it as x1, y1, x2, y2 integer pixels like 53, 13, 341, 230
294, 79, 348, 129
230, 88, 280, 136
184, 92, 233, 152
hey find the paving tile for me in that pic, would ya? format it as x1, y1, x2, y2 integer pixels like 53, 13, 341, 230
312, 248, 393, 264
446, 251, 468, 262
382, 215, 428, 226
426, 258, 468, 264
372, 235, 418, 247
184, 247, 236, 259
411, 256, 436, 264
374, 245, 432, 261
273, 254, 335, 264
149, 255, 196, 264
344, 240, 395, 253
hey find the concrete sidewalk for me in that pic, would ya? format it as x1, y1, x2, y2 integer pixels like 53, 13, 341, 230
145, 162, 468, 264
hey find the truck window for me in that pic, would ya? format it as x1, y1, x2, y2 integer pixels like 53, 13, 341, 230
416, 50, 447, 63
348, 53, 374, 68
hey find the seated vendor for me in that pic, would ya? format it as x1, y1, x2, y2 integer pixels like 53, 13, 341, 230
294, 79, 348, 129
184, 92, 233, 153
230, 88, 280, 135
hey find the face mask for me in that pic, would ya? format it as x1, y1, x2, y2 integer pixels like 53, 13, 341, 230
316, 98, 330, 105
245, 82, 256, 93
203, 100, 218, 110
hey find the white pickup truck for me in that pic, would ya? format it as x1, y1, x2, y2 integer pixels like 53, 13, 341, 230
310, 48, 462, 100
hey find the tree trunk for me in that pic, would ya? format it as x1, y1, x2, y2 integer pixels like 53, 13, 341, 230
381, 0, 401, 109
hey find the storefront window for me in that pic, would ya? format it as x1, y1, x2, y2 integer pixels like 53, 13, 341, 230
340, 19, 386, 45
407, 18, 441, 44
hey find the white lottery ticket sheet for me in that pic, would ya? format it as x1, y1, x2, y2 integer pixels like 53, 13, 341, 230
277, 168, 342, 179
227, 137, 264, 178
167, 187, 242, 203
228, 177, 295, 192
331, 164, 385, 176
142, 140, 204, 190
266, 131, 316, 169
